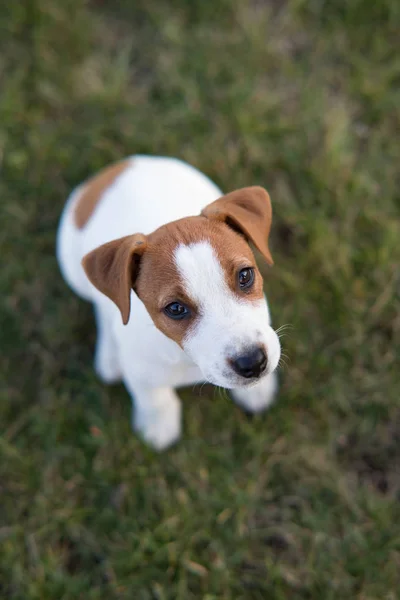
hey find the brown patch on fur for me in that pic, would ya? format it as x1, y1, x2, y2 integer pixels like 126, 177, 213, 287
202, 186, 273, 265
82, 233, 146, 325
74, 160, 131, 229
82, 185, 272, 343
212, 233, 264, 301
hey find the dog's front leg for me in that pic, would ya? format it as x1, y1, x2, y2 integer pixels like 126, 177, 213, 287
125, 381, 182, 451
94, 305, 121, 384
231, 372, 278, 414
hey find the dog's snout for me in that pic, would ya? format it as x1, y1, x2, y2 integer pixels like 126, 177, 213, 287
230, 347, 267, 379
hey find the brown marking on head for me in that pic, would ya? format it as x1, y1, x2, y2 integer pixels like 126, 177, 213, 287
135, 217, 264, 347
74, 159, 131, 229
81, 186, 273, 346
82, 233, 147, 325
201, 186, 273, 265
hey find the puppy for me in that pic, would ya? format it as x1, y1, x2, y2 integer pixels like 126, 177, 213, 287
57, 156, 281, 449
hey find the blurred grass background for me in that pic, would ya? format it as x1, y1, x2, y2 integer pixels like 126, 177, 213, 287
0, 1, 399, 598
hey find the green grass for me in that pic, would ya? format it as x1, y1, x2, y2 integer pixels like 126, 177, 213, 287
1, 1, 399, 598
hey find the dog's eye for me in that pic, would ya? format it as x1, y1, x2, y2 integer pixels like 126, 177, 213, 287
164, 302, 190, 320
238, 267, 255, 289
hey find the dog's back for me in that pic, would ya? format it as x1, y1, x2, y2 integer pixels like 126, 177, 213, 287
56, 155, 222, 303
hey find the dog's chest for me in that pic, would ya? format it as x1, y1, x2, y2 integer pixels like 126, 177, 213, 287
116, 295, 203, 387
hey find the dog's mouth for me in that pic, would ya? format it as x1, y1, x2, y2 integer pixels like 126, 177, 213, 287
185, 331, 281, 389
205, 365, 270, 390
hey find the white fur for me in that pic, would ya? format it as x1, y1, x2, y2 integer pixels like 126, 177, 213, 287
175, 242, 281, 387
56, 156, 280, 450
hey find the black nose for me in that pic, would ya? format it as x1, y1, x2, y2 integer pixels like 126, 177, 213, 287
230, 347, 267, 379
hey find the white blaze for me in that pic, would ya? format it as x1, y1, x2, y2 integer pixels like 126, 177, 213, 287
174, 241, 281, 388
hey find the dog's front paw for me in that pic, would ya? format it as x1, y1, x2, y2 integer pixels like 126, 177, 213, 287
231, 372, 278, 414
133, 390, 182, 451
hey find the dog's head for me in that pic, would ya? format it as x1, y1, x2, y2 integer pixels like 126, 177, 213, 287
82, 186, 281, 388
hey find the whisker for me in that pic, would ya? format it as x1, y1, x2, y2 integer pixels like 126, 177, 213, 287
278, 358, 289, 371
193, 375, 214, 397
276, 325, 293, 343
195, 381, 207, 396
275, 323, 290, 331
277, 340, 290, 371
277, 332, 291, 340
275, 323, 294, 335
217, 387, 222, 401
278, 325, 292, 331
216, 386, 229, 402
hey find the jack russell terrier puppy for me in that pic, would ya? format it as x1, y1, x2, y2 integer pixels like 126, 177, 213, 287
57, 156, 281, 450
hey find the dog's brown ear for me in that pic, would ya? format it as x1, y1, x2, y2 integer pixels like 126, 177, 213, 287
202, 186, 273, 265
82, 233, 147, 325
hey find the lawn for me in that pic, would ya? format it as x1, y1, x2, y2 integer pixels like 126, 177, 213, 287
0, 1, 399, 598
